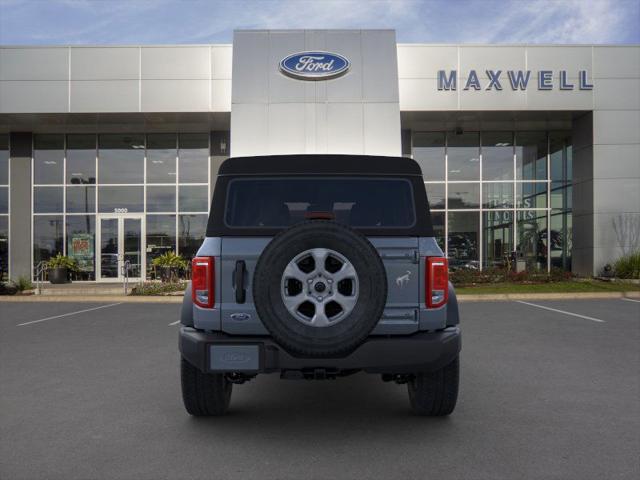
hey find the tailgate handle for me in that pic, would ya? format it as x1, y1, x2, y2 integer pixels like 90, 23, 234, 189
233, 260, 246, 304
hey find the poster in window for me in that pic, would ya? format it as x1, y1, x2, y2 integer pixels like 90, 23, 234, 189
69, 233, 94, 272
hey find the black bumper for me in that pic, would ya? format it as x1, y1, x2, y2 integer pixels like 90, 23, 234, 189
179, 327, 461, 375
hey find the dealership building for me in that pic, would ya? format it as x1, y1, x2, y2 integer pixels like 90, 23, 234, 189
0, 30, 638, 282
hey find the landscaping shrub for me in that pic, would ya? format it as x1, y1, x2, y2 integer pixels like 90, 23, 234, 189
613, 251, 640, 279
14, 276, 34, 291
0, 276, 34, 295
449, 266, 572, 287
46, 253, 79, 272
150, 252, 189, 282
130, 281, 188, 296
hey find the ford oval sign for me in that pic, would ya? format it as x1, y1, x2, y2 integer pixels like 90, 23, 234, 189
279, 51, 350, 81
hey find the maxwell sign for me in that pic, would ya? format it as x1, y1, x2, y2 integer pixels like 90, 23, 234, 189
437, 69, 593, 91
279, 52, 350, 80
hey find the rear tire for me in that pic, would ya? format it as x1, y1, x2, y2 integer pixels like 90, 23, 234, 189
407, 356, 459, 416
181, 357, 232, 416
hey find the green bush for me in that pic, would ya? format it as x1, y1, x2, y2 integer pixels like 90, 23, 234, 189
0, 281, 18, 295
449, 266, 572, 287
151, 252, 188, 282
151, 252, 188, 269
130, 281, 188, 296
0, 276, 34, 295
47, 253, 79, 272
14, 276, 34, 291
613, 251, 640, 279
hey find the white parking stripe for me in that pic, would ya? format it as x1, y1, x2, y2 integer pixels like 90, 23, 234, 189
17, 303, 122, 326
168, 320, 180, 326
621, 298, 640, 304
516, 301, 605, 323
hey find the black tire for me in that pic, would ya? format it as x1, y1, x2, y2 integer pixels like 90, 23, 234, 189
253, 220, 387, 357
407, 356, 459, 416
181, 357, 232, 416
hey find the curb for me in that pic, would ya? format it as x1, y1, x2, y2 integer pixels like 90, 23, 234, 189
1, 291, 638, 303
0, 295, 183, 303
457, 291, 640, 302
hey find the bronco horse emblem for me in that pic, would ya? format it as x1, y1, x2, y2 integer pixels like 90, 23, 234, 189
396, 270, 411, 287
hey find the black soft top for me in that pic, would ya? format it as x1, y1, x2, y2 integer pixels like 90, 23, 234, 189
207, 154, 432, 237
218, 154, 423, 176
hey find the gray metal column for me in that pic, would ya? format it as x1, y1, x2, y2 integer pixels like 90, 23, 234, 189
9, 132, 32, 280
571, 113, 594, 276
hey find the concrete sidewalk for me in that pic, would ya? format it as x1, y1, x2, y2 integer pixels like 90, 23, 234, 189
1, 291, 639, 303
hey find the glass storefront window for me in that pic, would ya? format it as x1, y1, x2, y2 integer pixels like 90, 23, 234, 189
483, 211, 513, 269
517, 182, 547, 209
34, 186, 63, 213
147, 134, 177, 184
34, 135, 64, 185
413, 132, 445, 181
447, 132, 480, 181
0, 187, 7, 214
33, 215, 64, 267
550, 182, 572, 210
179, 214, 207, 261
179, 185, 208, 212
98, 134, 144, 184
178, 133, 208, 184
482, 132, 514, 181
483, 182, 514, 209
28, 132, 220, 280
550, 210, 571, 270
98, 186, 144, 213
425, 183, 445, 209
516, 132, 547, 181
66, 134, 96, 184
516, 210, 547, 271
147, 185, 176, 213
550, 132, 572, 183
448, 183, 480, 209
146, 214, 176, 278
0, 134, 8, 185
0, 216, 8, 280
430, 212, 445, 252
66, 215, 96, 280
411, 129, 571, 273
66, 186, 96, 213
448, 211, 479, 269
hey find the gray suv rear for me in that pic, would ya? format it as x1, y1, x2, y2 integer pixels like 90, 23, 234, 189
179, 155, 461, 416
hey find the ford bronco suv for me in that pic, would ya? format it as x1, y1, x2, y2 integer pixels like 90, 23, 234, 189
179, 155, 461, 416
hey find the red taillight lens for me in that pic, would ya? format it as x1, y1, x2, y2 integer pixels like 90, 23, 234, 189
192, 257, 214, 308
426, 257, 448, 308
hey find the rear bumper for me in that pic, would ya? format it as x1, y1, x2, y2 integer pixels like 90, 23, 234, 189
179, 326, 461, 375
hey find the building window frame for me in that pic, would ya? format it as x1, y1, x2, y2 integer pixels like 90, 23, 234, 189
414, 130, 566, 273
0, 134, 10, 280
31, 133, 212, 281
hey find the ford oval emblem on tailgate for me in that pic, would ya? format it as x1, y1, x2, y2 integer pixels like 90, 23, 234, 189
230, 312, 251, 321
279, 51, 350, 81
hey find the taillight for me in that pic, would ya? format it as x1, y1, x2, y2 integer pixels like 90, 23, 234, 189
192, 257, 214, 308
426, 257, 448, 308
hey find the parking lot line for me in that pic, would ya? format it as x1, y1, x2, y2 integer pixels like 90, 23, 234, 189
515, 301, 605, 323
168, 320, 180, 326
16, 303, 122, 326
621, 298, 640, 304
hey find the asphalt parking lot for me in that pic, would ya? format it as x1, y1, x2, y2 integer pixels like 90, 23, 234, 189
1, 298, 638, 480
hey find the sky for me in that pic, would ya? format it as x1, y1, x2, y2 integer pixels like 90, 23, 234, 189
0, 0, 638, 45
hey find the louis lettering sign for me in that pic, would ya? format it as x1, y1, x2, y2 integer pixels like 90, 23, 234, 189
279, 52, 350, 80
437, 70, 593, 91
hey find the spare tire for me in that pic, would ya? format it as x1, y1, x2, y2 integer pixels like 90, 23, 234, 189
253, 221, 387, 357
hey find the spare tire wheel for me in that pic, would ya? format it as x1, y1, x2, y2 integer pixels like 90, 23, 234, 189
253, 221, 387, 357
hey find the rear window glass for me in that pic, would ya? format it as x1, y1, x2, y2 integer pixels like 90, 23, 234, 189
224, 177, 416, 228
